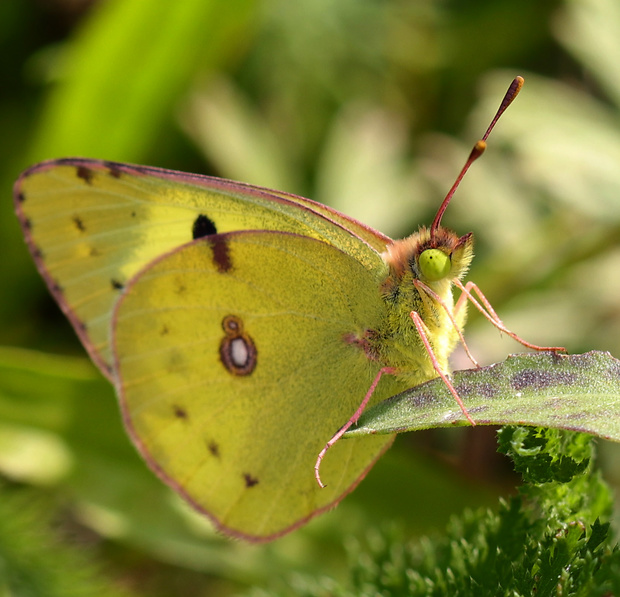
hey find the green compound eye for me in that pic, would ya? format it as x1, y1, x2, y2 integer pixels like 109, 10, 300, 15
418, 248, 451, 282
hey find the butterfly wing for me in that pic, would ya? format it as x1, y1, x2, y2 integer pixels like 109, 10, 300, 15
113, 230, 406, 541
14, 159, 391, 378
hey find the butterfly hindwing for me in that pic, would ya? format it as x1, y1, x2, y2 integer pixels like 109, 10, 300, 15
113, 230, 405, 540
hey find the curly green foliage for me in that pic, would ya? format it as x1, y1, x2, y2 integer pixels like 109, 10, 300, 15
251, 428, 620, 597
498, 425, 592, 484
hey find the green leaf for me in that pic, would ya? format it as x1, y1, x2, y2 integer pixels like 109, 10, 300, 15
28, 0, 257, 163
345, 351, 620, 441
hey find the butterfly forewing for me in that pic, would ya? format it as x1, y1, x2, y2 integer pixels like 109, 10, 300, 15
14, 159, 391, 378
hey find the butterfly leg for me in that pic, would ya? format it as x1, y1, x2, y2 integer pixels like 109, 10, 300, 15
414, 279, 480, 368
454, 280, 565, 352
314, 366, 395, 488
410, 311, 476, 426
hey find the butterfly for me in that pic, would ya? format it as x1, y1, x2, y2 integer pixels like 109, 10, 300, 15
14, 76, 556, 542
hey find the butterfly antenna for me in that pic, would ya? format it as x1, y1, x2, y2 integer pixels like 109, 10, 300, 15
429, 76, 524, 239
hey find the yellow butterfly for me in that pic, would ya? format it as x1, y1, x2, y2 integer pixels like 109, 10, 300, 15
14, 76, 556, 541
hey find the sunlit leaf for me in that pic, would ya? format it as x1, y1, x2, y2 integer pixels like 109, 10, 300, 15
345, 351, 620, 439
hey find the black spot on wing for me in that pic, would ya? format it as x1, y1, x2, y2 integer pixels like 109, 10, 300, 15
23, 218, 32, 230
111, 279, 124, 290
209, 236, 232, 273
208, 441, 220, 458
76, 166, 94, 185
173, 405, 188, 420
243, 473, 259, 488
73, 216, 85, 232
192, 214, 217, 239
103, 162, 123, 178
16, 191, 25, 203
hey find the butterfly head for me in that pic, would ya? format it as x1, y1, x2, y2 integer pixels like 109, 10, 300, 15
382, 76, 524, 295
381, 227, 473, 292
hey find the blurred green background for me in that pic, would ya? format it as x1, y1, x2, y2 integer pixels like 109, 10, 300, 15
3, 0, 620, 594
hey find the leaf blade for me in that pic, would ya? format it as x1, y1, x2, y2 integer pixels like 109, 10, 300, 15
345, 351, 620, 441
